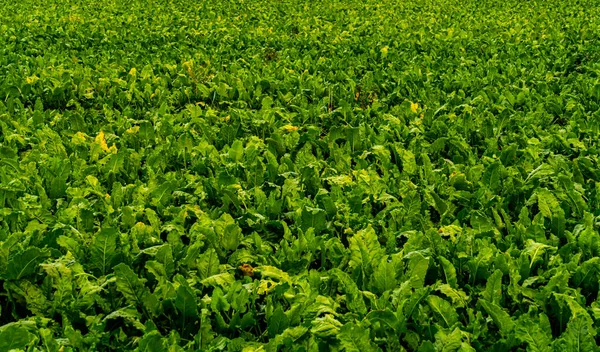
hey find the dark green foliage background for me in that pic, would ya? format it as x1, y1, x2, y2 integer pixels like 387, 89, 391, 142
2, 0, 600, 350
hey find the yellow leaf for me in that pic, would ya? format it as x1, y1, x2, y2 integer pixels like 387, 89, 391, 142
125, 126, 139, 134
282, 124, 299, 133
257, 280, 278, 295
129, 67, 137, 76
72, 132, 88, 145
26, 75, 39, 84
411, 102, 419, 113
95, 131, 117, 153
381, 46, 389, 56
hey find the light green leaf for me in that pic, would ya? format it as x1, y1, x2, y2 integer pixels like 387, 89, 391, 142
405, 251, 430, 289
311, 315, 343, 338
201, 273, 235, 288
562, 314, 596, 352
338, 323, 379, 352
268, 306, 290, 338
482, 269, 503, 305
536, 188, 560, 218
197, 248, 220, 280
515, 315, 552, 352
349, 225, 384, 275
439, 256, 457, 288
372, 257, 397, 294
427, 295, 459, 328
0, 324, 34, 351
330, 268, 367, 315
6, 247, 50, 280
175, 285, 198, 317
479, 299, 514, 335
90, 227, 119, 276
113, 263, 149, 307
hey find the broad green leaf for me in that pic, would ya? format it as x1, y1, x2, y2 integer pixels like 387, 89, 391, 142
330, 268, 367, 315
562, 314, 596, 352
433, 327, 465, 352
103, 307, 145, 331
536, 189, 560, 219
197, 248, 220, 279
138, 331, 166, 352
479, 299, 514, 335
439, 256, 457, 288
405, 252, 430, 289
175, 285, 198, 317
436, 284, 468, 308
515, 315, 552, 352
427, 295, 459, 328
201, 273, 235, 288
372, 257, 397, 294
338, 323, 379, 352
523, 240, 555, 269
255, 266, 291, 283
0, 324, 33, 351
113, 263, 149, 307
267, 306, 290, 338
90, 227, 119, 276
482, 269, 503, 305
6, 247, 50, 280
311, 315, 343, 338
366, 309, 398, 330
349, 225, 384, 275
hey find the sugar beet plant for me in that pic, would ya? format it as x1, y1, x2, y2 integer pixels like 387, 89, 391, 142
3, 0, 600, 350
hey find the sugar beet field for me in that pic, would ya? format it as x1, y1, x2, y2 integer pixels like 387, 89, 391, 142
2, 0, 600, 351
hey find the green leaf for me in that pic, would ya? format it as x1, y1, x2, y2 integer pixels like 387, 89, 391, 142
228, 140, 244, 163
562, 314, 596, 352
399, 148, 417, 175
439, 256, 457, 288
401, 286, 432, 322
255, 266, 291, 283
405, 251, 430, 289
365, 309, 398, 330
201, 273, 235, 288
433, 327, 469, 352
349, 225, 384, 276
6, 247, 49, 280
515, 315, 552, 352
372, 257, 397, 294
0, 324, 34, 351
436, 284, 469, 308
90, 227, 119, 276
113, 263, 149, 307
103, 307, 146, 331
479, 299, 515, 335
215, 213, 242, 251
210, 287, 230, 312
337, 323, 379, 352
300, 206, 327, 234
523, 240, 555, 269
427, 295, 459, 328
330, 269, 367, 315
150, 181, 175, 209
197, 248, 220, 280
311, 315, 343, 338
536, 188, 560, 219
482, 269, 503, 305
139, 121, 155, 141
138, 331, 166, 352
175, 285, 198, 317
268, 306, 290, 338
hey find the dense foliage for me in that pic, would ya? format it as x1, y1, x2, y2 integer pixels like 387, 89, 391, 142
2, 0, 600, 350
